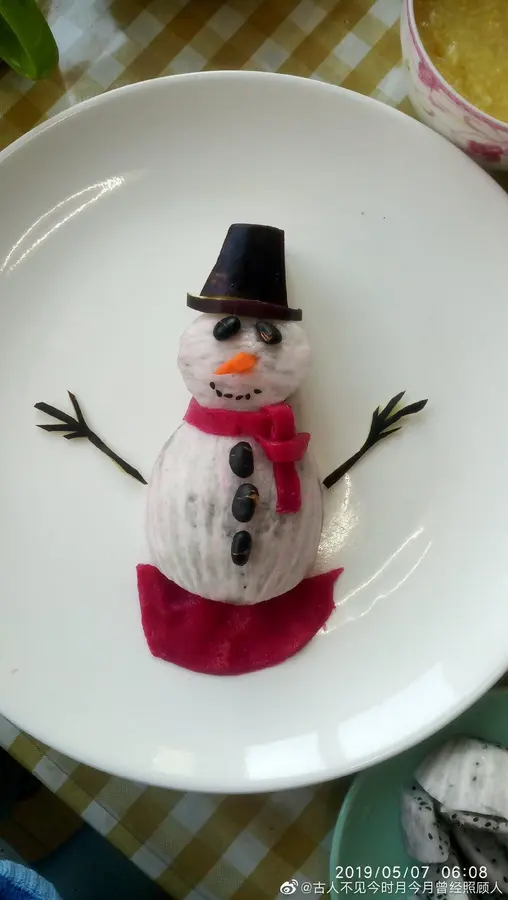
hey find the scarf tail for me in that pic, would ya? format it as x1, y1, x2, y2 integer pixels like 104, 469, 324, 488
274, 461, 301, 514
184, 399, 309, 515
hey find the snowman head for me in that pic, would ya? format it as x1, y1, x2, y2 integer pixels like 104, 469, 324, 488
178, 313, 310, 410
182, 224, 307, 408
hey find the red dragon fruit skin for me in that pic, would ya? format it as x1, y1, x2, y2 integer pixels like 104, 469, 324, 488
137, 563, 342, 676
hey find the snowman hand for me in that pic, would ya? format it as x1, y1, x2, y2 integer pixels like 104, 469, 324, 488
364, 392, 428, 449
35, 391, 147, 485
322, 391, 428, 490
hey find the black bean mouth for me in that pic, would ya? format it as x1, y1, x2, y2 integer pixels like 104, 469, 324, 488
209, 382, 261, 401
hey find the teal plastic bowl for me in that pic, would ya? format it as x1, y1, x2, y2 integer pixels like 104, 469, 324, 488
330, 689, 508, 894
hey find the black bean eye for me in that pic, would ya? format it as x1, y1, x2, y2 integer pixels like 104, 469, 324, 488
255, 321, 282, 345
213, 316, 241, 341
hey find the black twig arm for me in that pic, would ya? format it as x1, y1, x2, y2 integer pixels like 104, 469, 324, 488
35, 392, 147, 485
323, 392, 428, 490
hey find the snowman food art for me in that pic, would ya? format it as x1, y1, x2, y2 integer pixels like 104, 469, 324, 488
35, 224, 427, 676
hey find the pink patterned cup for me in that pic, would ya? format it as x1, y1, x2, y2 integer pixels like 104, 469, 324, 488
401, 0, 508, 169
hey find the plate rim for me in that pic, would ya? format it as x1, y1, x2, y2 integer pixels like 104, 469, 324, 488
0, 68, 482, 169
1, 69, 507, 792
3, 662, 506, 793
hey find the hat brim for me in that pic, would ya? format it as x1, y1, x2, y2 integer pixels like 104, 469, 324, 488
186, 294, 302, 322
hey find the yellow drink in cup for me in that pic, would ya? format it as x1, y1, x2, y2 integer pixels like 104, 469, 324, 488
415, 0, 508, 123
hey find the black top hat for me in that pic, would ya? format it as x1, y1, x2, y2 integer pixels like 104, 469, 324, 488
187, 224, 302, 322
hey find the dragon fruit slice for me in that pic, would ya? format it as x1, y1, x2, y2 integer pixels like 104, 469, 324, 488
424, 848, 473, 899
452, 826, 508, 893
440, 808, 508, 834
401, 781, 450, 863
416, 737, 508, 819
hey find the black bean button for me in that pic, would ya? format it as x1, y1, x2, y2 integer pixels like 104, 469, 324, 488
229, 441, 254, 478
231, 531, 252, 566
255, 320, 282, 344
213, 316, 241, 341
232, 484, 259, 523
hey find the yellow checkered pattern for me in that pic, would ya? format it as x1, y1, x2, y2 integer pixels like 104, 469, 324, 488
0, 718, 351, 898
0, 0, 411, 897
0, 0, 413, 153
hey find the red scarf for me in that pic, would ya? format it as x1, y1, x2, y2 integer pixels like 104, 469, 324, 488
184, 398, 310, 514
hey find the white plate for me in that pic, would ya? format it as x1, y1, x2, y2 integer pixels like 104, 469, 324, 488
1, 72, 508, 793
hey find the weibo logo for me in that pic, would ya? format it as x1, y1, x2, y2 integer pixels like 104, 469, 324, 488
280, 880, 298, 895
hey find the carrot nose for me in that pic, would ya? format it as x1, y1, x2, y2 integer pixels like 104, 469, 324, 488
215, 352, 257, 376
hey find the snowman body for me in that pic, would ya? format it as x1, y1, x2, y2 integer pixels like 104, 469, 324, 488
145, 309, 324, 606
146, 419, 323, 605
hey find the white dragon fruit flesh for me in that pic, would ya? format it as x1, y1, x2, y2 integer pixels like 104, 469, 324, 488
452, 826, 508, 894
440, 808, 508, 834
423, 848, 474, 900
402, 736, 508, 899
415, 737, 508, 820
401, 781, 451, 863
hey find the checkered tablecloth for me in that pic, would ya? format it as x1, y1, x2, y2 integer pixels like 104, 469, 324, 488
0, 718, 352, 899
0, 0, 412, 152
0, 0, 411, 898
